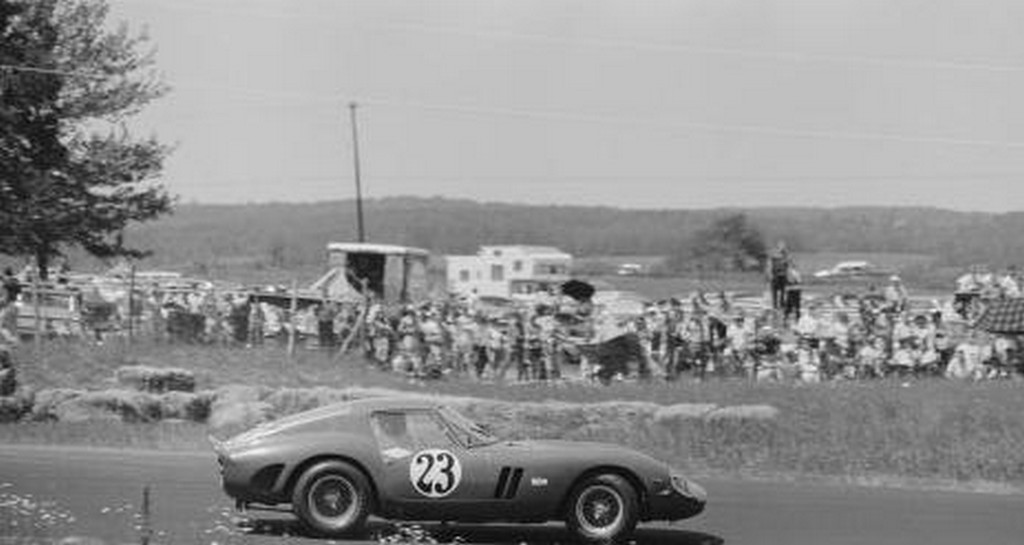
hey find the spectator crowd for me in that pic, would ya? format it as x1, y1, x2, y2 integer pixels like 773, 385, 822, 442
2, 261, 1023, 384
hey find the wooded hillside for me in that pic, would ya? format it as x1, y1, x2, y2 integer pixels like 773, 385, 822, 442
105, 197, 1023, 281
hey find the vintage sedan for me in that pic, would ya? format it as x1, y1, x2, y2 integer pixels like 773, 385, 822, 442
212, 397, 706, 543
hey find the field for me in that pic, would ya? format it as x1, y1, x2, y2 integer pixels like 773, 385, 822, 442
4, 338, 1024, 491
575, 251, 946, 301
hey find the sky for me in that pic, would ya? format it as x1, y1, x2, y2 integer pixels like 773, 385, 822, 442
105, 0, 1024, 211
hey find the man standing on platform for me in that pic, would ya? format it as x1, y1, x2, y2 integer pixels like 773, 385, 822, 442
766, 241, 791, 311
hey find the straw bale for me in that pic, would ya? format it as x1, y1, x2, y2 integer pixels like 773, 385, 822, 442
208, 401, 274, 432
157, 391, 214, 422
704, 404, 780, 421
653, 403, 719, 424
31, 388, 84, 420
115, 365, 196, 393
0, 395, 30, 423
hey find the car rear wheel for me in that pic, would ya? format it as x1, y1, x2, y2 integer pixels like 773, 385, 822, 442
292, 460, 371, 537
565, 473, 639, 544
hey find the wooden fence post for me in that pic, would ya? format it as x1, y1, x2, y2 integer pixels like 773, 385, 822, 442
287, 278, 298, 358
32, 274, 41, 359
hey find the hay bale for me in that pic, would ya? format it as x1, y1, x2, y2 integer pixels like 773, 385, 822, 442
208, 401, 274, 433
157, 391, 214, 422
0, 395, 30, 423
214, 384, 266, 404
115, 365, 196, 393
263, 387, 357, 416
52, 389, 162, 423
653, 403, 719, 424
31, 388, 83, 421
58, 536, 107, 545
53, 398, 123, 423
209, 385, 274, 432
704, 404, 780, 421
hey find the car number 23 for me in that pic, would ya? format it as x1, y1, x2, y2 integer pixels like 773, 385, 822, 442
409, 449, 463, 498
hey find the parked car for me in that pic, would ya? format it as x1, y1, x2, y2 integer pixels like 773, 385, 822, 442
813, 260, 892, 280
212, 397, 707, 543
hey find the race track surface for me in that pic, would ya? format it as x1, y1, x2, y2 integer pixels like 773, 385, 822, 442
1, 444, 1022, 545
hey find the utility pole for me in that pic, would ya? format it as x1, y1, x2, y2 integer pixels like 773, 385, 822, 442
348, 102, 366, 242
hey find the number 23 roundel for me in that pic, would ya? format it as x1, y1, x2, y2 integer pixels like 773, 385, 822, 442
409, 449, 463, 498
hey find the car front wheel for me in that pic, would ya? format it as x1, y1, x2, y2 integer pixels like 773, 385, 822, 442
566, 473, 639, 544
292, 460, 371, 537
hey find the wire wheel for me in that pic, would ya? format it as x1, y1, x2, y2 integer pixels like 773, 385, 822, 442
566, 473, 638, 544
292, 460, 371, 537
575, 484, 624, 536
307, 475, 359, 528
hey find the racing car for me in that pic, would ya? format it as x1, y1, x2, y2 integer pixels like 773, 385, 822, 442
212, 397, 706, 543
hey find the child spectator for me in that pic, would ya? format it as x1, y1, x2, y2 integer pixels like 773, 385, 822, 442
857, 336, 888, 378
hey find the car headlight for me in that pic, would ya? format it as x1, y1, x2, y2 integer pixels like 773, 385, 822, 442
670, 474, 707, 502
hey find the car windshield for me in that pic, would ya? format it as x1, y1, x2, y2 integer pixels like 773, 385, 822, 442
438, 406, 501, 448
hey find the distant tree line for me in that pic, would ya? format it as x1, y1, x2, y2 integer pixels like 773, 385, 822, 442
84, 197, 1024, 278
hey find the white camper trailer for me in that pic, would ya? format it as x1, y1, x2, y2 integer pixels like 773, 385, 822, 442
446, 245, 572, 300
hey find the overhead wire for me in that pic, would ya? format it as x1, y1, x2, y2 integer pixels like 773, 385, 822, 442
114, 0, 1024, 73
4, 61, 1023, 150
11, 2, 1024, 197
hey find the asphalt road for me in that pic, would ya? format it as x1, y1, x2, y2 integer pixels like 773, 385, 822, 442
1, 444, 1023, 545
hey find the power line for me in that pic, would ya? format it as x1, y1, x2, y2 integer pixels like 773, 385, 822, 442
350, 95, 1024, 149
181, 172, 1024, 189
116, 0, 1024, 73
148, 80, 1024, 150
4, 64, 1018, 149
387, 21, 1024, 74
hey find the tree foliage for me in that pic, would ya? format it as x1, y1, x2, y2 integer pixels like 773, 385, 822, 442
0, 0, 171, 277
666, 213, 767, 273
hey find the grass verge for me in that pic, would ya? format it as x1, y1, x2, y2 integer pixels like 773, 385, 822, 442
5, 339, 1024, 488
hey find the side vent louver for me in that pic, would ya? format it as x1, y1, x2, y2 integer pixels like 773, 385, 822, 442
493, 466, 525, 499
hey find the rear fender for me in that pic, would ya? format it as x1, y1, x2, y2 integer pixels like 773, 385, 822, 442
282, 452, 381, 512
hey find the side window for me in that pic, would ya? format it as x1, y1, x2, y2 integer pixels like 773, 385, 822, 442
371, 411, 454, 461
406, 412, 453, 447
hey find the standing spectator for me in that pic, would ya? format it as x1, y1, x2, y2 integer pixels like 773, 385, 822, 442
419, 310, 445, 370
472, 317, 492, 379
394, 309, 421, 374
884, 276, 909, 314
663, 303, 684, 380
247, 300, 264, 347
997, 266, 1020, 298
0, 269, 19, 345
0, 344, 15, 396
2, 268, 21, 305
795, 337, 821, 383
858, 336, 888, 378
487, 319, 508, 379
784, 263, 803, 323
450, 311, 475, 375
510, 313, 529, 381
946, 331, 989, 380
766, 241, 791, 311
316, 301, 339, 350
955, 266, 985, 319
